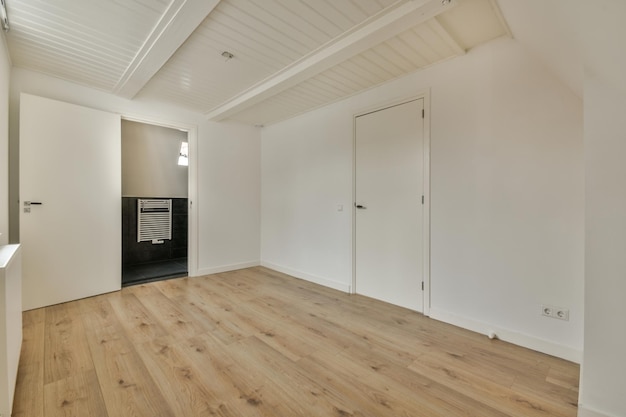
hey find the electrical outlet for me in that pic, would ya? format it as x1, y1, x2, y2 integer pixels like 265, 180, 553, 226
555, 308, 569, 321
541, 305, 553, 317
541, 304, 570, 321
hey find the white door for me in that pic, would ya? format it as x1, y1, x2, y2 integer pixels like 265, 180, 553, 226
20, 94, 121, 310
355, 99, 425, 312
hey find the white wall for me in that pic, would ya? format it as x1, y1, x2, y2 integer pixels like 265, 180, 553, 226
9, 68, 261, 276
581, 78, 626, 416
497, 0, 582, 98
429, 38, 584, 362
578, 1, 626, 416
196, 120, 261, 275
261, 103, 353, 291
261, 37, 584, 361
0, 34, 10, 245
122, 120, 188, 198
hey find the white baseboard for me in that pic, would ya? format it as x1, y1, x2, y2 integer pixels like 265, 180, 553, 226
194, 260, 260, 277
260, 261, 351, 293
429, 307, 583, 363
578, 405, 614, 417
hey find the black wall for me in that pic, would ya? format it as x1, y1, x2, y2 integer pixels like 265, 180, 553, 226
122, 197, 188, 266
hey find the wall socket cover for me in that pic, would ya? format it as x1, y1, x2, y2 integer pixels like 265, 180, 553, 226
541, 304, 569, 321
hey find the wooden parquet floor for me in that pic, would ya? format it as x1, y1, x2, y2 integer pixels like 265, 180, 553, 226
13, 266, 579, 417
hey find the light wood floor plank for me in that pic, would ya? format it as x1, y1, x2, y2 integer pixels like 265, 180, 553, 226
164, 281, 257, 345
107, 292, 169, 345
43, 369, 108, 417
43, 302, 93, 384
81, 297, 176, 417
230, 335, 358, 417
18, 308, 45, 369
13, 310, 46, 417
15, 267, 580, 417
180, 333, 270, 417
341, 343, 509, 417
134, 336, 240, 416
182, 332, 302, 417
12, 362, 44, 417
125, 283, 214, 340
408, 352, 576, 416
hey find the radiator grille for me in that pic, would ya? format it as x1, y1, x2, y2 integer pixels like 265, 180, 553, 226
137, 199, 172, 242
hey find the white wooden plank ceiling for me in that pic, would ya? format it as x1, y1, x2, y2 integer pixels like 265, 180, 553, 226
3, 0, 510, 125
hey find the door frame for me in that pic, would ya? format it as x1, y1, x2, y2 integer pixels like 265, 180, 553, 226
121, 115, 199, 278
351, 90, 431, 316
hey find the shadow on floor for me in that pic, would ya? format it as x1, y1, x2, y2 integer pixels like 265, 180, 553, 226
122, 257, 187, 287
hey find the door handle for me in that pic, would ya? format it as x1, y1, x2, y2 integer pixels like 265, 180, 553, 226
355, 204, 367, 209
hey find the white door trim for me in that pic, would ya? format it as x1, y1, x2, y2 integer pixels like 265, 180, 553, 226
121, 115, 199, 278
351, 90, 431, 316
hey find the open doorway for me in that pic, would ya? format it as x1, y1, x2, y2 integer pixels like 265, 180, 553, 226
121, 120, 189, 286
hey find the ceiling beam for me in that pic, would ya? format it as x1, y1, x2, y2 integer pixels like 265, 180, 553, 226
204, 0, 458, 121
114, 0, 220, 99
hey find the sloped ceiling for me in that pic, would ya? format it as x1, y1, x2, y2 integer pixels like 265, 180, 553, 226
4, 0, 510, 125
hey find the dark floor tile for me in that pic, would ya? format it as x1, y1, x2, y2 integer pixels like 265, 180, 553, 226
122, 258, 188, 286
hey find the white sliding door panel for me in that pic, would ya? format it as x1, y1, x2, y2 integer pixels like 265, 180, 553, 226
20, 94, 121, 310
355, 99, 424, 312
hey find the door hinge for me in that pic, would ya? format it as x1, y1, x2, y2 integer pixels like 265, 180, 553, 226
421, 281, 424, 291
421, 195, 424, 204
422, 109, 425, 118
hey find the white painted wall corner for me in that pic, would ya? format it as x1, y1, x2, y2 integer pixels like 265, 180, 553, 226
578, 405, 614, 417
261, 261, 351, 293
429, 307, 582, 363
195, 261, 260, 277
